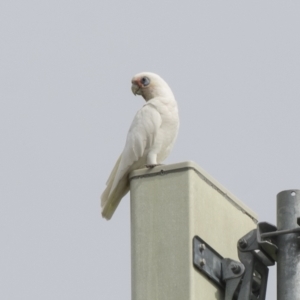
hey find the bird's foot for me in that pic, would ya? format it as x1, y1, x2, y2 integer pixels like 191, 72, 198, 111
145, 164, 157, 168
145, 163, 164, 169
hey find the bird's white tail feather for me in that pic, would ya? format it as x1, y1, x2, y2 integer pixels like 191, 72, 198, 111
101, 155, 122, 208
105, 155, 122, 186
101, 174, 129, 220
101, 154, 131, 219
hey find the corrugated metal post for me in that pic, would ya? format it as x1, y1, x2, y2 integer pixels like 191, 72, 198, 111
129, 161, 258, 300
277, 190, 300, 300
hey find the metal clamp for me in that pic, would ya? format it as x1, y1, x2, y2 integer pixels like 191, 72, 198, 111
193, 190, 300, 299
237, 226, 275, 300
193, 236, 245, 300
193, 224, 278, 300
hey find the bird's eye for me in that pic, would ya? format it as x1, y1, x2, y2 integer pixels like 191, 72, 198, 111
141, 77, 150, 86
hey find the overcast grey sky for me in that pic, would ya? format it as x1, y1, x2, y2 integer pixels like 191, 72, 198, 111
1, 1, 300, 299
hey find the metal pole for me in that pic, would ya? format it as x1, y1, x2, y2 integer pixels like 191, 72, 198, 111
277, 190, 300, 300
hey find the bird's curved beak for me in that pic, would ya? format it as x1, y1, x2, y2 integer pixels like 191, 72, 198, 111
131, 83, 141, 96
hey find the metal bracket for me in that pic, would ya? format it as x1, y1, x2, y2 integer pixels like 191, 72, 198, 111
237, 230, 270, 299
193, 226, 277, 300
259, 220, 300, 249
193, 236, 224, 288
193, 236, 245, 300
192, 192, 300, 299
235, 222, 279, 299
222, 258, 245, 300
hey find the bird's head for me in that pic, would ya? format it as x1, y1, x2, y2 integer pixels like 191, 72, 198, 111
131, 72, 173, 101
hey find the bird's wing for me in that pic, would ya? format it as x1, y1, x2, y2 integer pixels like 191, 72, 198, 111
101, 103, 162, 219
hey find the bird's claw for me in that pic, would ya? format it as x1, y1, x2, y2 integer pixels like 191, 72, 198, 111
145, 164, 157, 168
145, 163, 164, 169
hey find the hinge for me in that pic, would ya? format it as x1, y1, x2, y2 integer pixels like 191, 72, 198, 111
193, 225, 276, 300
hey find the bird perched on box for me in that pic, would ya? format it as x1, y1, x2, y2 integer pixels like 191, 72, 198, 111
101, 72, 179, 220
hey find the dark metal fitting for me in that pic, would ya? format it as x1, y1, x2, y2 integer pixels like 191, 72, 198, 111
238, 238, 248, 249
199, 258, 206, 267
230, 263, 241, 274
199, 243, 206, 251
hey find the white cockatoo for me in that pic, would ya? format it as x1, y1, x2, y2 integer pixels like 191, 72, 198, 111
101, 72, 179, 220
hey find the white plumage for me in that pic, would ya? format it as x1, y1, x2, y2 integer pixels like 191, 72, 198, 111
101, 72, 179, 220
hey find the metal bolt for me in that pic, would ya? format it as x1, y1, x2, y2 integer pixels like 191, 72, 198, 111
199, 258, 206, 267
238, 238, 248, 249
230, 263, 241, 274
199, 243, 206, 252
